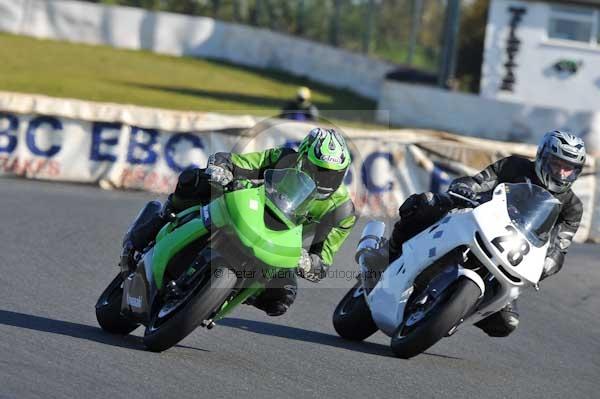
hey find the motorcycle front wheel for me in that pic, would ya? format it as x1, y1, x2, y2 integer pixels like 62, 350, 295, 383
390, 278, 480, 359
143, 265, 237, 352
95, 274, 140, 335
332, 281, 379, 341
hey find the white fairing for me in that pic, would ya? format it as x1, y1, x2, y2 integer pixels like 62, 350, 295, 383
367, 184, 550, 336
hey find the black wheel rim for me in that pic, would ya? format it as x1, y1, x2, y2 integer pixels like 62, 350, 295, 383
146, 269, 212, 333
395, 285, 453, 339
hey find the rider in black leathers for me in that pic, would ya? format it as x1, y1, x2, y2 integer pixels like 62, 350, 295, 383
382, 130, 587, 337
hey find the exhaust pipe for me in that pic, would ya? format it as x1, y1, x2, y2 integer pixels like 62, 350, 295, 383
355, 220, 386, 263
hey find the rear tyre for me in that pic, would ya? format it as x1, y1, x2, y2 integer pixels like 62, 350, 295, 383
333, 282, 379, 341
390, 278, 480, 359
143, 266, 237, 352
95, 274, 139, 335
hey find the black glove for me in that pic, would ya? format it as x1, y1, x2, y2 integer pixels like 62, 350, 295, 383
399, 193, 429, 219
448, 184, 478, 201
399, 192, 450, 219
297, 250, 327, 283
173, 167, 213, 204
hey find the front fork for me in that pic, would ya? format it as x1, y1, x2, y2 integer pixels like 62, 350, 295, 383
119, 242, 136, 277
211, 281, 265, 324
204, 265, 287, 327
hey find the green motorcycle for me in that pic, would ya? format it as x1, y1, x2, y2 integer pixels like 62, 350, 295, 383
95, 168, 316, 352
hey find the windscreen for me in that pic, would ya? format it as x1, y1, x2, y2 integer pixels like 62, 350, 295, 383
264, 169, 317, 226
505, 183, 561, 247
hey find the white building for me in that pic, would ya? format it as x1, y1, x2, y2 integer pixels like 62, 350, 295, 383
482, 0, 600, 111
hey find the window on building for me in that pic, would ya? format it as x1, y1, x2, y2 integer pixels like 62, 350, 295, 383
548, 5, 597, 44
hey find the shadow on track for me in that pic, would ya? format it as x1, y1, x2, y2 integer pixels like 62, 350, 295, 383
219, 317, 463, 360
0, 309, 207, 353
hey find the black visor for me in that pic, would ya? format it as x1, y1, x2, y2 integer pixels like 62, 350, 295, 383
299, 157, 346, 199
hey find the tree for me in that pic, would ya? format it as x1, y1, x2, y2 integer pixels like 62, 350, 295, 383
456, 0, 490, 93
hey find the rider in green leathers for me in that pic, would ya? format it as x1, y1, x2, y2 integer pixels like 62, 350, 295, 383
125, 128, 357, 316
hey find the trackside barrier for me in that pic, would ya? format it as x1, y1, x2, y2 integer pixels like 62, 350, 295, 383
0, 91, 597, 243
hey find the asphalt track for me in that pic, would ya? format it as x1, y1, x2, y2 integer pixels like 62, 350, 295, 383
1, 177, 599, 399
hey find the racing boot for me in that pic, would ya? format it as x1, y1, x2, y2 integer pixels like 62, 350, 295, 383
123, 198, 176, 252
474, 300, 519, 337
250, 274, 298, 317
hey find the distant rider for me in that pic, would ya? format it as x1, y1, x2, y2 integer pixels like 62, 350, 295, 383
280, 86, 319, 121
124, 128, 356, 317
375, 130, 586, 337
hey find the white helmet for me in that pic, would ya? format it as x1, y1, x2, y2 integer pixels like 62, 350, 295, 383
535, 130, 586, 193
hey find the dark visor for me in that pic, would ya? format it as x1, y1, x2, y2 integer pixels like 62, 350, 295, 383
300, 157, 346, 197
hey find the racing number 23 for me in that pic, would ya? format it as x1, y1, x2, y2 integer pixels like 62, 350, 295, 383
491, 226, 530, 266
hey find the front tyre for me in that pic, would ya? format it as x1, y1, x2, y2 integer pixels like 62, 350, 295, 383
390, 278, 480, 359
333, 282, 379, 341
95, 274, 139, 335
143, 266, 237, 352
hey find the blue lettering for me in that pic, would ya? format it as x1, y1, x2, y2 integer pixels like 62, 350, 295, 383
344, 149, 356, 185
26, 116, 62, 157
126, 126, 158, 165
430, 164, 451, 193
164, 133, 204, 173
0, 112, 18, 154
283, 139, 301, 150
90, 122, 121, 162
361, 151, 393, 193
344, 168, 353, 185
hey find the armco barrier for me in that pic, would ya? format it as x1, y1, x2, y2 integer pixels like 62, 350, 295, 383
377, 80, 600, 156
0, 91, 597, 243
0, 0, 394, 100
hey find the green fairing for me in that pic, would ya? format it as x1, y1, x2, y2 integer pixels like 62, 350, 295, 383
223, 187, 303, 268
150, 199, 233, 290
155, 205, 202, 242
152, 205, 208, 289
151, 186, 303, 290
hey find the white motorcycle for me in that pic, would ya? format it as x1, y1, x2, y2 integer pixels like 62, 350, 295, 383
333, 182, 561, 358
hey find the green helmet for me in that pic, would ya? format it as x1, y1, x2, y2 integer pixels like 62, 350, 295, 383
297, 128, 351, 199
